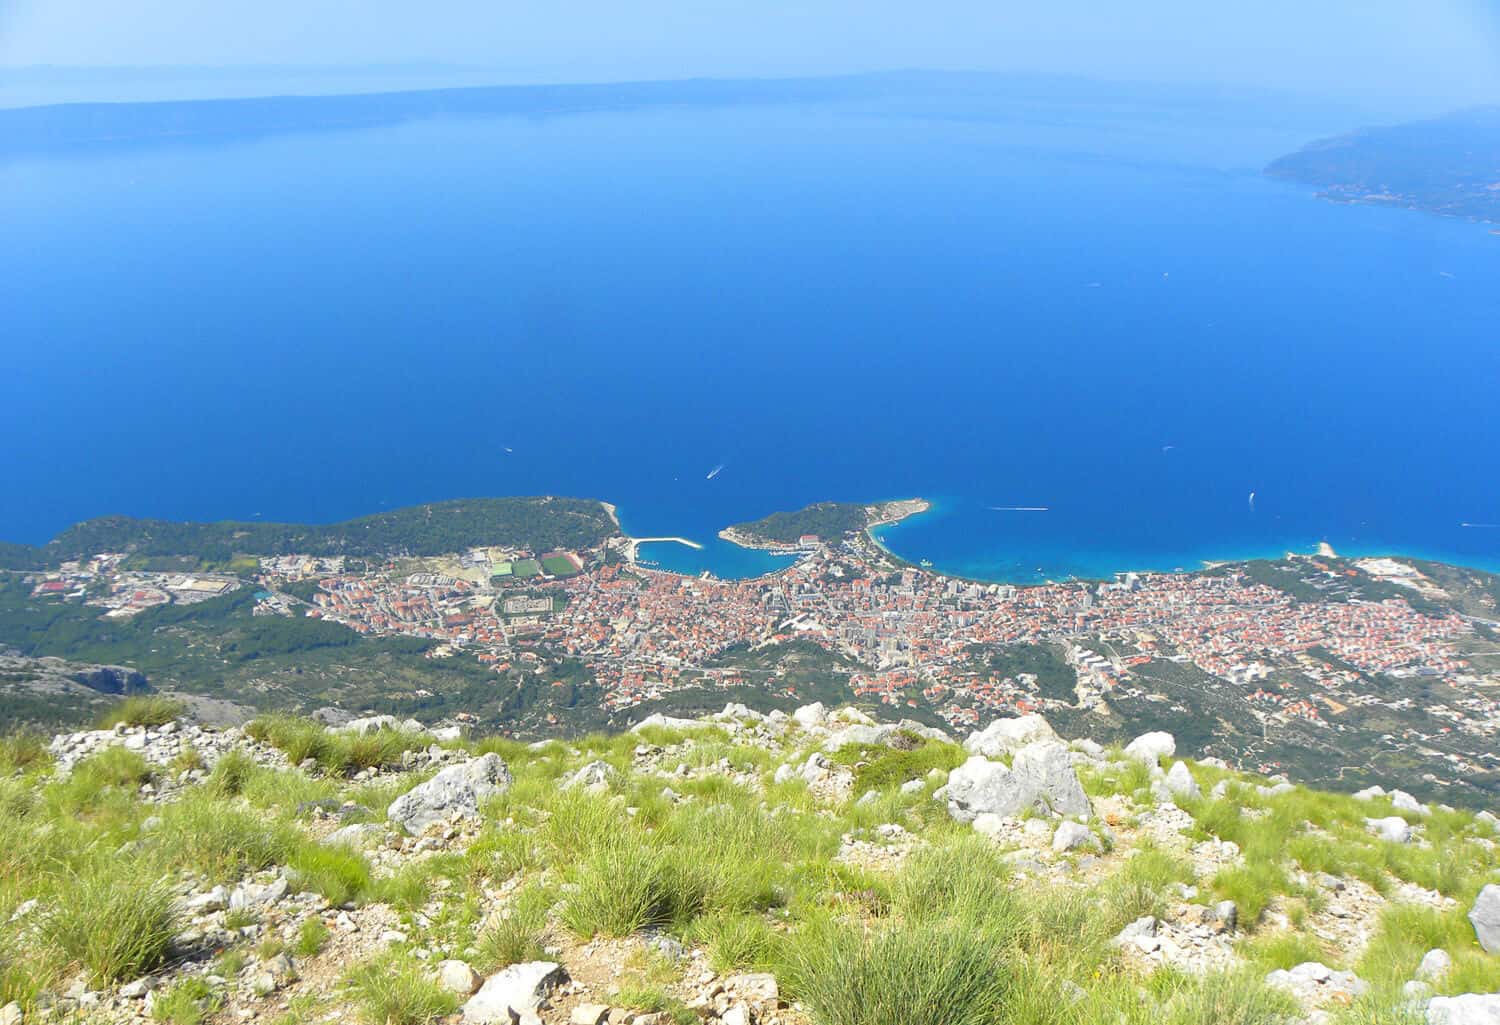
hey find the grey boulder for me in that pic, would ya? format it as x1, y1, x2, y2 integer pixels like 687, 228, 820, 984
562, 760, 617, 793
943, 756, 1025, 822
964, 715, 1058, 758
463, 961, 565, 1024
1124, 731, 1175, 764
1265, 962, 1368, 1006
943, 741, 1090, 823
1417, 948, 1453, 982
1013, 741, 1091, 819
1367, 816, 1413, 844
1052, 820, 1093, 852
388, 754, 512, 835
1470, 884, 1500, 954
1427, 994, 1500, 1024
1164, 761, 1201, 801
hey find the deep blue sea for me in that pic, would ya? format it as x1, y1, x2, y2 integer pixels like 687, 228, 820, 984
3, 79, 1498, 582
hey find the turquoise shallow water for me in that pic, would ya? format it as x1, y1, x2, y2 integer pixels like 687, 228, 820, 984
2, 79, 1497, 582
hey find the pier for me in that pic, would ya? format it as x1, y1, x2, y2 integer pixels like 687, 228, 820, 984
625, 536, 705, 562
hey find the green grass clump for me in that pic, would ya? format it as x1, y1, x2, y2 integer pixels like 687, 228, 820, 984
347, 955, 458, 1025
475, 915, 547, 972
0, 943, 62, 1013
475, 880, 552, 971
96, 696, 185, 729
0, 732, 52, 776
688, 912, 782, 974
44, 868, 177, 984
1239, 930, 1335, 972
247, 714, 426, 777
1210, 860, 1291, 928
829, 738, 967, 792
892, 835, 1015, 925
366, 861, 435, 911
464, 827, 540, 882
1158, 970, 1300, 1025
561, 836, 683, 938
293, 917, 330, 958
1357, 903, 1500, 995
608, 985, 696, 1025
783, 917, 1007, 1025
152, 977, 221, 1025
288, 843, 372, 906
154, 795, 297, 878
71, 746, 153, 791
246, 714, 332, 765
205, 748, 257, 797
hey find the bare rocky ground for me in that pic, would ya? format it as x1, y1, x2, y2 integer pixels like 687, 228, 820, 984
2, 703, 1498, 1025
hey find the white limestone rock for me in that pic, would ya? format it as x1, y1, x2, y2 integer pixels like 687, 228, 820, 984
436, 960, 482, 995
1012, 741, 1092, 819
823, 719, 950, 753
943, 742, 1090, 823
630, 714, 703, 733
562, 760, 617, 793
1367, 816, 1413, 844
462, 962, 565, 1024
1469, 884, 1500, 954
944, 757, 1027, 823
1052, 820, 1094, 852
1417, 949, 1453, 982
1427, 994, 1500, 1024
1124, 731, 1176, 764
716, 703, 766, 724
1391, 790, 1430, 816
387, 754, 512, 835
792, 702, 829, 729
1164, 761, 1201, 801
964, 715, 1058, 758
1265, 962, 1368, 1007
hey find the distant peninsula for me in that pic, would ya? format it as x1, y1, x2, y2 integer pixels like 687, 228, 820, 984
1266, 106, 1500, 222
721, 498, 930, 551
0, 497, 619, 570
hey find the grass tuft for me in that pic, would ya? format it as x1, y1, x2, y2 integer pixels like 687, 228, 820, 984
783, 917, 1007, 1025
288, 843, 372, 906
44, 866, 178, 984
96, 696, 185, 729
347, 955, 458, 1025
151, 977, 221, 1025
293, 917, 330, 958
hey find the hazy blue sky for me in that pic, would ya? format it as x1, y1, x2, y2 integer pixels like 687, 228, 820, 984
2, 0, 1499, 103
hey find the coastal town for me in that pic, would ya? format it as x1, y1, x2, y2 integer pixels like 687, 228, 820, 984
17, 500, 1499, 804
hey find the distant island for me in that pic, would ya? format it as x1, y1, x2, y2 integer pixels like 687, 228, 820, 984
1266, 106, 1500, 222
721, 498, 930, 551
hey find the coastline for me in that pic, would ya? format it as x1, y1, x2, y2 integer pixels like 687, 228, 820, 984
616, 497, 1500, 587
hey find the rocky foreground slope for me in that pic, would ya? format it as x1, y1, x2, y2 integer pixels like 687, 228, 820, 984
1, 701, 1498, 1025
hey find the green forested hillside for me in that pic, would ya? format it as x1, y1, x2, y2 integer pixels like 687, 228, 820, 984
7, 497, 618, 567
